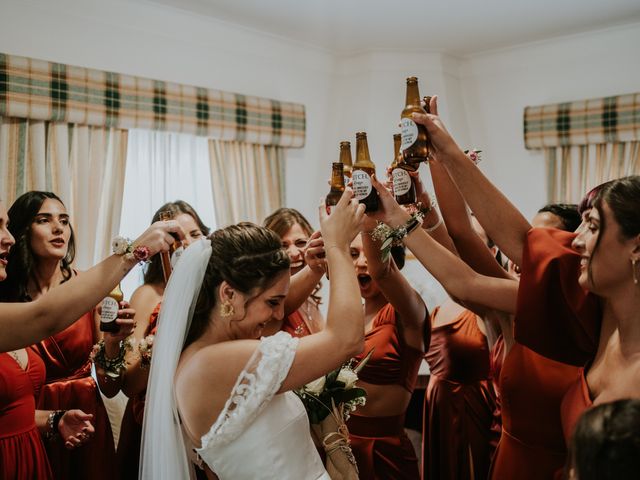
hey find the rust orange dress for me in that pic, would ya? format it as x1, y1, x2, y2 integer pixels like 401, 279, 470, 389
422, 307, 498, 480
347, 303, 424, 480
488, 228, 601, 479
31, 310, 116, 479
116, 302, 161, 480
282, 310, 313, 338
0, 350, 53, 480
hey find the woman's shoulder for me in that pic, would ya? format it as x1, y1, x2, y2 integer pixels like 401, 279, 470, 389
130, 283, 163, 305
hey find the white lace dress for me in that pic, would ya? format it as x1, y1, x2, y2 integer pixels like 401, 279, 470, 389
195, 331, 330, 479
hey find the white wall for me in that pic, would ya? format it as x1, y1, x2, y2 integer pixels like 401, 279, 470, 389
0, 0, 335, 226
460, 22, 640, 219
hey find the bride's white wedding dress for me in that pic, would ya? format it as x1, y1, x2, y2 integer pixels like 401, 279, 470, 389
194, 331, 330, 480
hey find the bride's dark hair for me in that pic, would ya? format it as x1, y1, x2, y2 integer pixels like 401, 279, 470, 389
184, 222, 290, 347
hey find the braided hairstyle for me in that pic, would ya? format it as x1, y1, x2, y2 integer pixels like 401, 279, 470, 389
184, 222, 290, 347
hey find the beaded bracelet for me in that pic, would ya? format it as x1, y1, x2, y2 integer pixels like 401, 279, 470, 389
90, 339, 132, 379
44, 410, 66, 440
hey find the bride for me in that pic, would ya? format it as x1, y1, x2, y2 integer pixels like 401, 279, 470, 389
140, 190, 365, 479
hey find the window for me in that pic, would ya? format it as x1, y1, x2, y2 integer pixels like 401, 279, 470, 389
119, 130, 216, 298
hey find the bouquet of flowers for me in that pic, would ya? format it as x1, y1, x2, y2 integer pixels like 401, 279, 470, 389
295, 349, 373, 480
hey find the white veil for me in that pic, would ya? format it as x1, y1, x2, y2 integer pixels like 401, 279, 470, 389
139, 238, 212, 480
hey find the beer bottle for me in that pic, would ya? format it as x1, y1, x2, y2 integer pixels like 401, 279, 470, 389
352, 132, 379, 212
391, 133, 417, 205
100, 284, 124, 333
325, 162, 345, 213
401, 76, 431, 168
339, 141, 353, 184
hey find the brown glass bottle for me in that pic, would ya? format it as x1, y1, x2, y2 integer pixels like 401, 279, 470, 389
401, 77, 431, 168
325, 162, 345, 213
100, 284, 123, 332
391, 133, 416, 205
339, 141, 353, 184
352, 132, 378, 212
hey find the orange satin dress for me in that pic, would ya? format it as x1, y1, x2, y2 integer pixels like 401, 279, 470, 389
31, 310, 116, 479
347, 303, 424, 480
282, 310, 313, 338
1, 350, 53, 480
489, 228, 601, 479
423, 307, 498, 480
116, 302, 161, 480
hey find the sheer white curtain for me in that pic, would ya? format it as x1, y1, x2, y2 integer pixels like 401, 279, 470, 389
119, 129, 216, 298
0, 117, 128, 270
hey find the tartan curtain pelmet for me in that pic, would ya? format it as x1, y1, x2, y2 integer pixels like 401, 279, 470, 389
0, 53, 306, 148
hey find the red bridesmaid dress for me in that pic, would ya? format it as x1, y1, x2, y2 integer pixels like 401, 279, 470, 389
31, 310, 116, 479
422, 307, 498, 480
347, 303, 424, 480
0, 349, 53, 479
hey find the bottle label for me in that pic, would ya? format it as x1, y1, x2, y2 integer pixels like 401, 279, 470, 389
401, 118, 419, 150
344, 175, 350, 186
352, 170, 372, 200
392, 168, 412, 196
100, 297, 119, 323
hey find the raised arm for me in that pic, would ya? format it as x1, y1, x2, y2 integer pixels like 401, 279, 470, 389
0, 221, 181, 352
369, 174, 519, 314
361, 215, 427, 351
414, 96, 531, 266
429, 159, 513, 280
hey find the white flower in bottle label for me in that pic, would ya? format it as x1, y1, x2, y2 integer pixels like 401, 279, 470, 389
337, 368, 358, 389
305, 376, 326, 395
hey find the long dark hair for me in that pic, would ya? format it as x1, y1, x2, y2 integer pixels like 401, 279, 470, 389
0, 191, 75, 301
144, 201, 210, 285
579, 176, 640, 288
538, 203, 581, 232
184, 223, 290, 348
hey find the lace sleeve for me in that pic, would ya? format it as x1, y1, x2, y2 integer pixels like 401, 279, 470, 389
198, 331, 299, 450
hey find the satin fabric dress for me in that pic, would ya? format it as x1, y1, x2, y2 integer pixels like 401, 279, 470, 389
0, 350, 53, 480
31, 310, 116, 479
347, 303, 424, 480
489, 228, 600, 479
423, 307, 498, 480
116, 302, 161, 480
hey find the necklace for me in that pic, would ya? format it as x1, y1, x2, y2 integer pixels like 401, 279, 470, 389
8, 350, 26, 370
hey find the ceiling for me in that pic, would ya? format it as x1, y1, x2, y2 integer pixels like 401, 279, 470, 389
140, 0, 640, 56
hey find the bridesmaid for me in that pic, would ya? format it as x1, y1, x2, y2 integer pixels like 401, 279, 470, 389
0, 200, 104, 480
112, 200, 210, 480
263, 208, 326, 337
345, 210, 429, 479
0, 191, 121, 479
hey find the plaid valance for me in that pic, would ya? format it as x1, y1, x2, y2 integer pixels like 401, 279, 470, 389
524, 93, 640, 150
0, 53, 305, 148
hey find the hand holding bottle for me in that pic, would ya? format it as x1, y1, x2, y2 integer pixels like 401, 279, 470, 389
319, 187, 365, 251
368, 174, 411, 229
411, 96, 464, 161
304, 230, 328, 273
102, 301, 136, 358
132, 220, 184, 259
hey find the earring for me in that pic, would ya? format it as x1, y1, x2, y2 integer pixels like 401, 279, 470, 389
633, 259, 639, 285
220, 302, 235, 317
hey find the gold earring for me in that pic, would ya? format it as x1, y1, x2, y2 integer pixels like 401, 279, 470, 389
220, 302, 235, 317
633, 259, 639, 285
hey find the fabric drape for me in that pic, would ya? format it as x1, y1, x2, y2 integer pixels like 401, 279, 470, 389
208, 139, 285, 225
0, 116, 128, 269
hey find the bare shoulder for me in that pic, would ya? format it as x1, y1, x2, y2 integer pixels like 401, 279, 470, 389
130, 283, 163, 307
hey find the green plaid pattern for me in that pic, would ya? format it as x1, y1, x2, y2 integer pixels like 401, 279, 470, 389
524, 93, 640, 149
0, 53, 306, 148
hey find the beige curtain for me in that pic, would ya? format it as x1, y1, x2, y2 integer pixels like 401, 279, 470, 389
0, 116, 128, 270
545, 141, 640, 203
208, 139, 285, 225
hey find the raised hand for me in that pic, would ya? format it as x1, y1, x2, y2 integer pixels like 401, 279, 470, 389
366, 175, 411, 228
58, 409, 95, 450
304, 230, 327, 274
412, 96, 463, 159
319, 187, 365, 250
133, 220, 184, 258
102, 301, 136, 358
